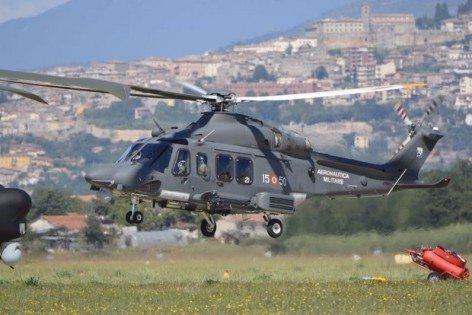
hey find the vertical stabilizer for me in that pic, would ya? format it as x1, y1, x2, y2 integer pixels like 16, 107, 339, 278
386, 130, 442, 179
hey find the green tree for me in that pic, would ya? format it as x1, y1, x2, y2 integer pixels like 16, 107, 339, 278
313, 66, 329, 80
458, 0, 472, 15
416, 3, 451, 30
30, 188, 85, 219
84, 215, 109, 248
434, 3, 451, 22
250, 65, 272, 82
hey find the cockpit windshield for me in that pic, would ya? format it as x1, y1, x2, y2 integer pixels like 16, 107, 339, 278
116, 142, 170, 166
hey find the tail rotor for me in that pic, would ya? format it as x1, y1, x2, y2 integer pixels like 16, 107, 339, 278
392, 98, 441, 154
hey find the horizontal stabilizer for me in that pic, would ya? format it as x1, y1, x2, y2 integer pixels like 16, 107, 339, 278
396, 177, 450, 191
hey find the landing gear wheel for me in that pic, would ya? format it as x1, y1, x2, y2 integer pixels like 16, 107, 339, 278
427, 272, 441, 282
267, 218, 283, 238
133, 211, 144, 224
125, 211, 134, 224
201, 219, 216, 237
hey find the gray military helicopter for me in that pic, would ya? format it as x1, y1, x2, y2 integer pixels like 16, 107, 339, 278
0, 70, 449, 238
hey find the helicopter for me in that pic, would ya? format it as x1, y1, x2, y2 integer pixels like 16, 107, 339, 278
0, 86, 34, 267
0, 69, 449, 239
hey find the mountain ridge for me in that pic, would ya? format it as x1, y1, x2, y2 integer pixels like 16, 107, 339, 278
0, 0, 465, 70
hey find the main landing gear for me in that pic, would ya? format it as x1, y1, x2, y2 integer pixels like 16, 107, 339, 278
200, 213, 216, 237
126, 197, 144, 224
264, 214, 283, 238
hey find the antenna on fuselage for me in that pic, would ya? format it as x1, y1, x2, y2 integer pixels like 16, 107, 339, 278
151, 117, 165, 137
198, 129, 216, 144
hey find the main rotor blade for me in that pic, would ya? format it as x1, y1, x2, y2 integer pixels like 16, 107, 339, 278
235, 84, 414, 103
0, 85, 47, 104
0, 69, 218, 103
179, 82, 209, 96
0, 69, 130, 101
130, 85, 217, 102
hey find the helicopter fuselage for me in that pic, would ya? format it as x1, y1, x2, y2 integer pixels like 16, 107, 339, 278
86, 111, 443, 217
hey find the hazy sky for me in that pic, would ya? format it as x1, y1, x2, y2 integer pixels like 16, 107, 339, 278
0, 0, 69, 23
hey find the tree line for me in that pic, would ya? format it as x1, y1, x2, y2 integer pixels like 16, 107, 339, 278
416, 1, 472, 30
286, 160, 472, 236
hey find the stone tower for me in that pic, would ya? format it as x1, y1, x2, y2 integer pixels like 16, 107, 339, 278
361, 1, 371, 33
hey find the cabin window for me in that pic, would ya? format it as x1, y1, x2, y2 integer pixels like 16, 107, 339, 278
216, 154, 233, 182
274, 131, 283, 148
172, 149, 190, 176
196, 153, 210, 179
236, 157, 253, 185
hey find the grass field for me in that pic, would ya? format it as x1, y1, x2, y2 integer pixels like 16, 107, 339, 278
0, 243, 471, 314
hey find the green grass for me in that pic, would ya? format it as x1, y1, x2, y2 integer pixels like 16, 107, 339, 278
0, 244, 471, 314
281, 224, 472, 255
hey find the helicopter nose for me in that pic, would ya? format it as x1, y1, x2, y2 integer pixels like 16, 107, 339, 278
85, 163, 148, 191
84, 164, 119, 187
113, 164, 147, 190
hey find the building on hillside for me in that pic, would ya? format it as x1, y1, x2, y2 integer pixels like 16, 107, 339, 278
29, 214, 88, 250
441, 14, 472, 33
30, 214, 88, 235
0, 168, 21, 185
0, 155, 32, 171
306, 18, 367, 49
375, 61, 397, 80
460, 77, 472, 95
8, 143, 45, 157
172, 58, 222, 79
371, 14, 415, 48
342, 47, 376, 85
305, 1, 414, 49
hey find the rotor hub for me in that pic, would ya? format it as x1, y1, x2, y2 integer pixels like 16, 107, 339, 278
208, 93, 238, 112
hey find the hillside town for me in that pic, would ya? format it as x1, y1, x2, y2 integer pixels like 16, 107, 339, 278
0, 1, 471, 192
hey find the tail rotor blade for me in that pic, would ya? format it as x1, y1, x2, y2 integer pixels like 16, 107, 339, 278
394, 101, 412, 125
420, 99, 439, 122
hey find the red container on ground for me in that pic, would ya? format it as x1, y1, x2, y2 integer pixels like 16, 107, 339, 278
407, 246, 469, 280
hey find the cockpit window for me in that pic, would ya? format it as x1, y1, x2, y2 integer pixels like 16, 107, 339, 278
116, 143, 144, 163
172, 149, 191, 176
116, 142, 169, 165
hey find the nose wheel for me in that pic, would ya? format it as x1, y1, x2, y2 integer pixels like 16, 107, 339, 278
264, 215, 283, 238
125, 197, 144, 224
126, 211, 144, 224
200, 213, 216, 237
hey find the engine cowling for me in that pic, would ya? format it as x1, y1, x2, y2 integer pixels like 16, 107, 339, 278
273, 129, 312, 159
1, 242, 21, 267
